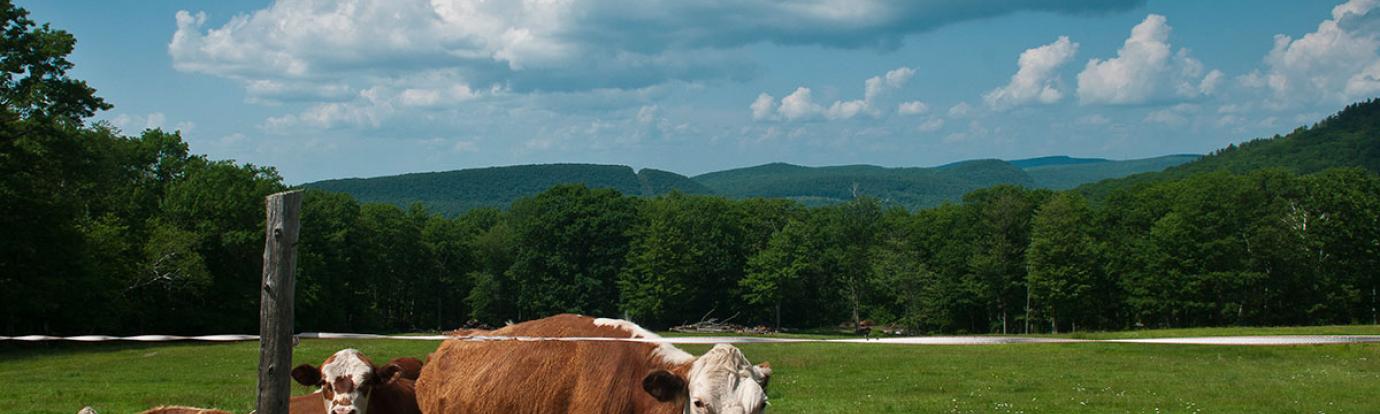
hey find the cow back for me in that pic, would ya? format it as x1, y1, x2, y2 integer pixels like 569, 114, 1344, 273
416, 314, 690, 414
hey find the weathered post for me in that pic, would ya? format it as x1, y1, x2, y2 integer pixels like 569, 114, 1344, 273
257, 190, 303, 414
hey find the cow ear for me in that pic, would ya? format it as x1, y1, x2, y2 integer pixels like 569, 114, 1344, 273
375, 363, 403, 384
291, 364, 322, 386
754, 362, 772, 388
642, 369, 687, 402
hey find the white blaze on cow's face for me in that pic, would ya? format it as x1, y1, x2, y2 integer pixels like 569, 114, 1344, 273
295, 348, 379, 414
686, 344, 772, 414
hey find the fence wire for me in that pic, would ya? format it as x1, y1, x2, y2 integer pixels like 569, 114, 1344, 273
3, 333, 1379, 346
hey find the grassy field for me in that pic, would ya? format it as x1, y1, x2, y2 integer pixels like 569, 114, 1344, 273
2, 326, 1378, 413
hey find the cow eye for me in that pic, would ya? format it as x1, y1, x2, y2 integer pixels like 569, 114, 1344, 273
694, 400, 705, 408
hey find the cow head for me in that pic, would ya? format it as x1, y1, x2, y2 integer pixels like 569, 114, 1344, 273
291, 349, 406, 414
644, 344, 772, 414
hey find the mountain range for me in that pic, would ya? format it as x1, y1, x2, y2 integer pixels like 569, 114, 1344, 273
305, 154, 1199, 214
305, 99, 1380, 215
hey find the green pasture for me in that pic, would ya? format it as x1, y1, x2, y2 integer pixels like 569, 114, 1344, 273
1, 326, 1378, 413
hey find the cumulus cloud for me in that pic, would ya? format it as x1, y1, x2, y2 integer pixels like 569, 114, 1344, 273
866, 67, 916, 102
1076, 14, 1218, 105
753, 66, 919, 121
751, 93, 777, 120
897, 101, 930, 115
985, 36, 1079, 110
171, 0, 1141, 97
778, 87, 824, 121
1249, 0, 1380, 105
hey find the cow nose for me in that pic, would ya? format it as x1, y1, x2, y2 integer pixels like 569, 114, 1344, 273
332, 407, 357, 414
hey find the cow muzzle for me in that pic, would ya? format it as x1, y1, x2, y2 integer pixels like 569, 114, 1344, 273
332, 404, 359, 414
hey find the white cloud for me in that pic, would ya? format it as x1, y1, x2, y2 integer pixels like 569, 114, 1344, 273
169, 0, 758, 109
917, 117, 945, 132
985, 36, 1079, 110
170, 0, 1139, 99
1076, 14, 1218, 105
866, 67, 916, 102
1254, 0, 1380, 105
779, 87, 823, 121
947, 102, 973, 118
1198, 69, 1224, 95
754, 66, 917, 122
897, 101, 930, 115
751, 93, 777, 120
245, 80, 353, 104
824, 99, 868, 120
636, 105, 659, 125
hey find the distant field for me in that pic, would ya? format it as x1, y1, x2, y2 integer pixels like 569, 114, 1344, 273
3, 326, 1379, 413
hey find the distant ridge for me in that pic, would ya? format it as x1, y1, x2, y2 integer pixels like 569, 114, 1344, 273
306, 163, 708, 215
1007, 155, 1110, 169
694, 159, 1033, 208
303, 154, 1200, 214
1026, 154, 1200, 190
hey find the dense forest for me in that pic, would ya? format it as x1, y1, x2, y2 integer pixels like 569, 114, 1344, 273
3, 2, 1378, 336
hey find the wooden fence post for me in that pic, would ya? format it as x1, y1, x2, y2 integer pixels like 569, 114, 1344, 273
257, 190, 303, 414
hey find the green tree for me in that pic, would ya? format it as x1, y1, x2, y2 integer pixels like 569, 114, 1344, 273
463, 209, 517, 324
1300, 168, 1380, 323
619, 193, 745, 327
740, 219, 815, 330
1027, 192, 1105, 332
0, 0, 112, 334
964, 185, 1043, 333
817, 196, 884, 331
296, 190, 363, 331
507, 185, 636, 319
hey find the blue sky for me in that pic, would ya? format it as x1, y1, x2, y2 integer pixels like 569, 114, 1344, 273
19, 0, 1378, 183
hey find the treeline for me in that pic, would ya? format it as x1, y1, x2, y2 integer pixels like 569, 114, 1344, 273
284, 168, 1377, 334
0, 125, 282, 335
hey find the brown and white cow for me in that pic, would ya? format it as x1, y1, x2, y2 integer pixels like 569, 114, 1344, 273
416, 314, 772, 414
290, 349, 422, 414
138, 407, 232, 414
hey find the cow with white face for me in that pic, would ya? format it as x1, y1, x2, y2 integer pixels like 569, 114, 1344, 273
687, 344, 772, 414
416, 314, 772, 414
290, 349, 421, 414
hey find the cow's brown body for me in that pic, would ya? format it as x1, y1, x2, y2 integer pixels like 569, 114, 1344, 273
289, 392, 327, 414
138, 407, 232, 414
417, 314, 691, 414
385, 357, 424, 381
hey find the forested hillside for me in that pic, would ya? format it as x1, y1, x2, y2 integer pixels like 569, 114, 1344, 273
1026, 154, 1199, 189
1007, 155, 1110, 168
693, 160, 1032, 209
305, 156, 1195, 214
1082, 99, 1380, 198
306, 164, 708, 215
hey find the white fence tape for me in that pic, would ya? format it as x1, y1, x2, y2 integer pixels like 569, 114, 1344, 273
4, 333, 1380, 346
